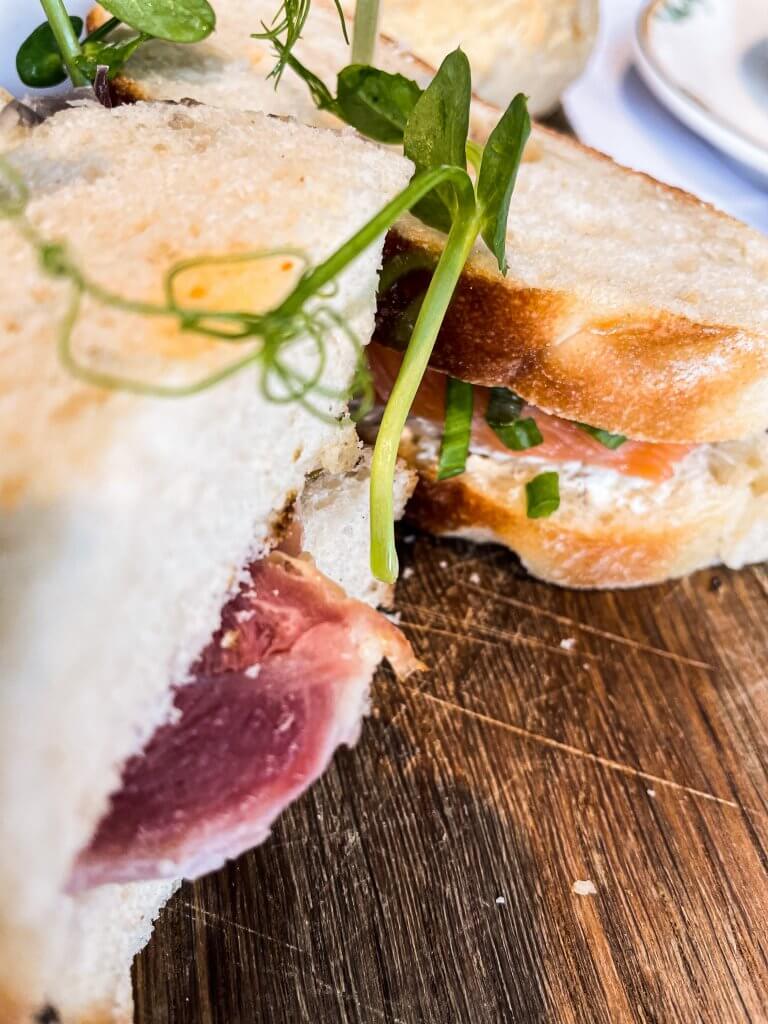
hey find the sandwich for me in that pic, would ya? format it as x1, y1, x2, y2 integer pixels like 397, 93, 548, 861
0, 97, 419, 1022
94, 0, 768, 588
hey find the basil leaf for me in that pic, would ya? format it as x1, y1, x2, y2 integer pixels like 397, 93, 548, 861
576, 423, 627, 449
437, 377, 474, 479
336, 65, 422, 144
98, 0, 215, 43
403, 48, 471, 233
77, 32, 149, 79
526, 472, 560, 518
16, 17, 84, 88
476, 93, 530, 274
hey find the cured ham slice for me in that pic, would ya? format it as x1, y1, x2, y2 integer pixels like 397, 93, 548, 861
368, 343, 692, 482
71, 554, 415, 890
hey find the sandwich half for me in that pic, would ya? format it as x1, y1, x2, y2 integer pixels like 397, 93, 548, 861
0, 98, 417, 1022
97, 0, 768, 587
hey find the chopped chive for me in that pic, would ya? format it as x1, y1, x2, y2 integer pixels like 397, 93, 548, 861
577, 422, 627, 449
526, 472, 560, 518
485, 386, 543, 450
437, 377, 473, 479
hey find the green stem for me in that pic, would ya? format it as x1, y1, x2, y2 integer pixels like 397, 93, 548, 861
370, 203, 481, 583
466, 139, 484, 174
282, 166, 469, 314
350, 0, 380, 64
85, 15, 121, 43
39, 0, 87, 86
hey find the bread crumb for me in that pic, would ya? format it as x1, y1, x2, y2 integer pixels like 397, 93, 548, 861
403, 567, 414, 580
469, 572, 481, 584
572, 879, 597, 896
402, 534, 415, 543
559, 637, 576, 650
439, 559, 448, 569
495, 895, 506, 905
646, 788, 656, 797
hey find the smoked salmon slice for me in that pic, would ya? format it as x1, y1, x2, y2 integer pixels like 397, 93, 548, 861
368, 343, 692, 482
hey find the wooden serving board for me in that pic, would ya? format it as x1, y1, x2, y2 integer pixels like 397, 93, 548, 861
134, 525, 768, 1024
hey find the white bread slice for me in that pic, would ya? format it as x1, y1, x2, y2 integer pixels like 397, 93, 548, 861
94, 0, 768, 444
0, 101, 411, 1021
376, 0, 598, 116
28, 456, 414, 1024
401, 428, 768, 588
300, 450, 415, 607
38, 880, 180, 1024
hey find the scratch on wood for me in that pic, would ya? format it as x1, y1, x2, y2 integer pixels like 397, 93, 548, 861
176, 901, 309, 956
405, 687, 764, 818
398, 604, 601, 663
464, 584, 714, 671
177, 903, 408, 1023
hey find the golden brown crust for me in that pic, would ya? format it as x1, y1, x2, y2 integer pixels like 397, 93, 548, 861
375, 228, 766, 444
407, 473, 715, 589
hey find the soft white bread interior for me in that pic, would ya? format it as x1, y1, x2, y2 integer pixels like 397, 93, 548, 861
402, 429, 768, 588
96, 0, 768, 445
30, 455, 413, 1024
0, 101, 411, 1021
300, 449, 416, 607
376, 0, 599, 116
40, 880, 180, 1024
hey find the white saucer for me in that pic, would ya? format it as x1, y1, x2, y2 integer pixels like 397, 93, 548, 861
634, 0, 768, 187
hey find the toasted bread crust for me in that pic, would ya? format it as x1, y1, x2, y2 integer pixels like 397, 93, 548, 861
407, 476, 696, 588
376, 226, 766, 445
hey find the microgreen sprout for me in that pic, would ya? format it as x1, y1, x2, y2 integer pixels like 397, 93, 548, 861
0, 155, 470, 427
17, 0, 216, 89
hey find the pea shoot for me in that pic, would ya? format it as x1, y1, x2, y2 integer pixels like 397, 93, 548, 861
16, 0, 216, 89
13, 1, 534, 583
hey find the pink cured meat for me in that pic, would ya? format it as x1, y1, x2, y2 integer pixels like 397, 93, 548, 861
71, 554, 415, 889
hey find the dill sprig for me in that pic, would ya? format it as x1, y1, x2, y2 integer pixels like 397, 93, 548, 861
254, 0, 348, 85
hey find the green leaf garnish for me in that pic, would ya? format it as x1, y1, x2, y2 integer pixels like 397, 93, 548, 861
97, 0, 215, 43
476, 93, 531, 274
16, 16, 84, 88
526, 472, 560, 518
577, 423, 627, 449
76, 31, 150, 80
437, 377, 473, 480
336, 66, 422, 144
403, 48, 471, 233
485, 387, 542, 450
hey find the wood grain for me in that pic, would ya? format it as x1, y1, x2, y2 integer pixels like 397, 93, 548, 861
134, 529, 768, 1024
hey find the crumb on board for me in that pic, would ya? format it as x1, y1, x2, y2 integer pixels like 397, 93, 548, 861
572, 879, 597, 897
647, 788, 656, 797
402, 567, 414, 580
469, 572, 481, 584
495, 895, 506, 905
559, 637, 576, 650
402, 534, 415, 544
439, 559, 448, 569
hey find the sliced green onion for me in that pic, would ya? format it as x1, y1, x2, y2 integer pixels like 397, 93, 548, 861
485, 386, 542, 450
526, 472, 560, 518
577, 422, 627, 449
437, 377, 473, 479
